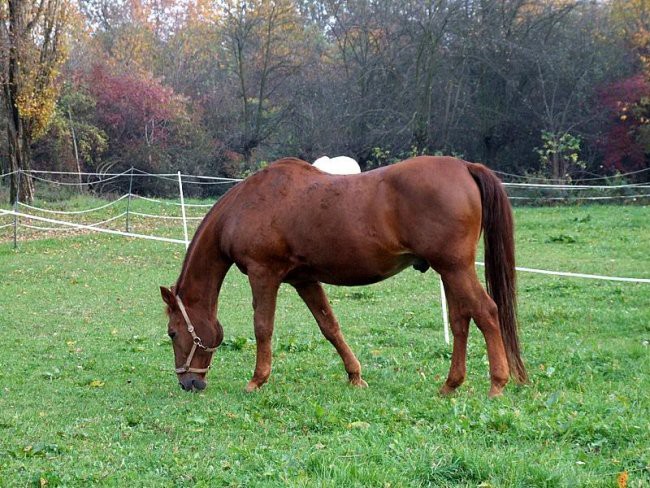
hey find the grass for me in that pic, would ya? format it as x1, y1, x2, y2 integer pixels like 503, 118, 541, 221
0, 200, 649, 486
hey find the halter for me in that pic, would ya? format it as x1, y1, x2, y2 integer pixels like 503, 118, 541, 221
174, 295, 218, 374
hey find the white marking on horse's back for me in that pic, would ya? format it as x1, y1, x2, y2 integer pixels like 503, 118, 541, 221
313, 156, 361, 175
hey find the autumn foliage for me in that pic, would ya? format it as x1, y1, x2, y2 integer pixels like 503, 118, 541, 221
599, 74, 650, 172
85, 65, 186, 148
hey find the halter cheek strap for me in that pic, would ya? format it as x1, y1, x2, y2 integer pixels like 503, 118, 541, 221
174, 296, 218, 375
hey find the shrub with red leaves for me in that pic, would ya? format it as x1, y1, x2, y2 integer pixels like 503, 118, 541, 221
598, 74, 649, 172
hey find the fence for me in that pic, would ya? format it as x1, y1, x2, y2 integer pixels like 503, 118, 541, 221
1, 166, 649, 344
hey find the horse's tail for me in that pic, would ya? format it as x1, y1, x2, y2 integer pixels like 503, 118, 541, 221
467, 163, 528, 384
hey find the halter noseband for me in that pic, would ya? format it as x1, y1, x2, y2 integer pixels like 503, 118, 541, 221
174, 295, 218, 375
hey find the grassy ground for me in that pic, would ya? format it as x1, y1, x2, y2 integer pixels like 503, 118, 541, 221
0, 201, 648, 487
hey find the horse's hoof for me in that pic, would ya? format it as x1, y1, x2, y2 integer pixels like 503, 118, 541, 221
488, 388, 504, 399
245, 381, 261, 392
349, 376, 368, 388
439, 383, 458, 396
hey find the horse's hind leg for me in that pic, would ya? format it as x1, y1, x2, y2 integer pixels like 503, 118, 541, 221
438, 279, 471, 396
294, 282, 367, 387
245, 269, 281, 392
440, 269, 509, 398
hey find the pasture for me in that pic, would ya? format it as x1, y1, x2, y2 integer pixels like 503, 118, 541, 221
0, 201, 648, 486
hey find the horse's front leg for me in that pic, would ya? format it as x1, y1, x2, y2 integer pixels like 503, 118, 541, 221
245, 269, 280, 392
294, 281, 367, 387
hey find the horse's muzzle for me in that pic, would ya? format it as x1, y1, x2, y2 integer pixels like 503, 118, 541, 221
178, 374, 207, 392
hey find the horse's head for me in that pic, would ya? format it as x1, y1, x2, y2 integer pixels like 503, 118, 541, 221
160, 286, 223, 392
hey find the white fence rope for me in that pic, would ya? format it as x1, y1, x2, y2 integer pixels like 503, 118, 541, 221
171, 202, 213, 208
129, 173, 240, 185
16, 165, 650, 182
28, 171, 129, 186
503, 182, 650, 190
18, 194, 130, 214
21, 212, 127, 232
131, 168, 241, 182
475, 262, 650, 284
177, 179, 241, 185
24, 169, 198, 178
23, 168, 233, 180
132, 194, 214, 208
131, 195, 167, 204
16, 167, 650, 188
494, 166, 650, 182
0, 170, 18, 178
129, 211, 203, 221
25, 169, 133, 176
509, 194, 650, 201
0, 210, 186, 244
180, 174, 242, 182
0, 222, 13, 229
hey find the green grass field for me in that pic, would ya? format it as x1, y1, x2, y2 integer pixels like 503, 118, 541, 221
0, 201, 649, 487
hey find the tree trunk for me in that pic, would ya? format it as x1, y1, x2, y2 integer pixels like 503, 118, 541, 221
2, 0, 68, 204
7, 114, 34, 204
551, 152, 566, 183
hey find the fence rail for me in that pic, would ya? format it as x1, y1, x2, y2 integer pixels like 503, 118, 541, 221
2, 165, 649, 345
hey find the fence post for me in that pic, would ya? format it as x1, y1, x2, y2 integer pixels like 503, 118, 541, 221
125, 167, 134, 232
13, 169, 21, 250
178, 171, 189, 250
440, 276, 450, 345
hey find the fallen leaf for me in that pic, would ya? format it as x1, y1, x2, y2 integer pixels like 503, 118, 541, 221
617, 471, 628, 488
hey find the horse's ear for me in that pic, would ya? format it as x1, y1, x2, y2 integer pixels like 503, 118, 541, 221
160, 286, 176, 307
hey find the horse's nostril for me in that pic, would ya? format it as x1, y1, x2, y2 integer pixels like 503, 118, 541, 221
168, 331, 176, 340
192, 378, 207, 391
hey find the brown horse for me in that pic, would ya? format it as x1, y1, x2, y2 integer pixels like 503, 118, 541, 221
160, 156, 527, 397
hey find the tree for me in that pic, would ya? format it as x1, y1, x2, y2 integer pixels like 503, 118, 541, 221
32, 83, 108, 176
609, 0, 650, 171
10, 0, 644, 182
536, 131, 584, 181
611, 0, 650, 74
599, 74, 649, 172
83, 63, 187, 172
221, 0, 310, 166
0, 0, 73, 203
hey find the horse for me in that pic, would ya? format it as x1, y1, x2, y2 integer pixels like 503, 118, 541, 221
313, 155, 361, 174
160, 156, 527, 398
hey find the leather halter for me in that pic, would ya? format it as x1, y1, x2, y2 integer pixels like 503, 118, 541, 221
174, 295, 218, 374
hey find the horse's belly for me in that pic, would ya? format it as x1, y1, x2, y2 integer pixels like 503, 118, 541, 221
285, 253, 417, 286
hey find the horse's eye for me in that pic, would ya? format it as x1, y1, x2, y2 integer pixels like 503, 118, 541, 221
168, 331, 177, 340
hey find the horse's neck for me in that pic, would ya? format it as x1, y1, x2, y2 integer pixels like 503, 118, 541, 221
175, 217, 223, 311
